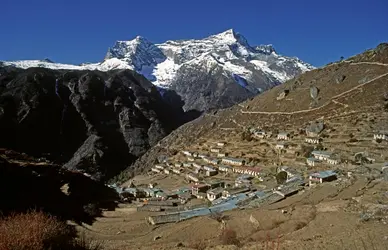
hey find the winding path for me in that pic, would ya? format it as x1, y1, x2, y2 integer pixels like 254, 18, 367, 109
239, 70, 388, 115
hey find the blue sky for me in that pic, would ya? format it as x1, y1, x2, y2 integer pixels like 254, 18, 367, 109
1, 0, 387, 66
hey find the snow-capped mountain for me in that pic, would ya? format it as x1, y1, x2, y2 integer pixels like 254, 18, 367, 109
1, 29, 314, 111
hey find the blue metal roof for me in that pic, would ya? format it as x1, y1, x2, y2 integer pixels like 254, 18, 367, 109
310, 170, 336, 178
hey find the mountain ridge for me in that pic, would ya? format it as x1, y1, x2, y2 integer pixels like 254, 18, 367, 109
2, 29, 314, 111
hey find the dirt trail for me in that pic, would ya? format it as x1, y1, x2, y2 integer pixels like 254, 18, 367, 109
240, 71, 388, 115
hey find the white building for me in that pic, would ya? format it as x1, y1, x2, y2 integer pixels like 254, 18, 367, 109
183, 162, 192, 168
311, 151, 332, 161
217, 152, 228, 158
154, 164, 165, 170
181, 151, 192, 156
172, 168, 182, 174
188, 157, 195, 162
151, 168, 161, 173
186, 173, 199, 183
175, 163, 183, 168
277, 132, 290, 140
275, 142, 287, 150
206, 169, 218, 176
192, 163, 202, 169
217, 142, 226, 147
218, 165, 232, 172
327, 158, 340, 165
307, 157, 320, 167
222, 157, 245, 166
305, 137, 320, 144
207, 188, 223, 201
210, 148, 221, 153
374, 133, 388, 141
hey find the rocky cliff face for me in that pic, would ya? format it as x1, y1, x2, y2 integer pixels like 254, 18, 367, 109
0, 67, 194, 180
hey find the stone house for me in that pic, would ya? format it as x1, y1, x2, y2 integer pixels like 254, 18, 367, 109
277, 132, 290, 140
307, 157, 320, 167
175, 163, 183, 168
207, 187, 224, 201
222, 157, 245, 166
191, 183, 209, 195
309, 170, 337, 186
305, 137, 320, 144
164, 169, 170, 175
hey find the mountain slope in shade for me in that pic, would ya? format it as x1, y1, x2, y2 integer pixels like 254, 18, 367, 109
2, 29, 314, 111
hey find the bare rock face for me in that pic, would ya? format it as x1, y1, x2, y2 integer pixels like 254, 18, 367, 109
0, 67, 194, 180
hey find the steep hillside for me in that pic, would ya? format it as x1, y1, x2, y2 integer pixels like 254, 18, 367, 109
0, 149, 118, 224
0, 67, 195, 180
125, 43, 388, 176
2, 29, 313, 111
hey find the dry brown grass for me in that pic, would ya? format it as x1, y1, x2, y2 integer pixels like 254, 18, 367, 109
0, 211, 102, 250
219, 228, 241, 246
188, 240, 207, 250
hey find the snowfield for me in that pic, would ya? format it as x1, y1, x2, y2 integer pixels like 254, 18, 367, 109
1, 29, 315, 89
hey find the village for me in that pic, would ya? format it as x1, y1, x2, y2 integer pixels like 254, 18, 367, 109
110, 120, 388, 226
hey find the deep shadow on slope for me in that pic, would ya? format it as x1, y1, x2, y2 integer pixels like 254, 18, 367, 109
0, 67, 200, 181
0, 149, 119, 225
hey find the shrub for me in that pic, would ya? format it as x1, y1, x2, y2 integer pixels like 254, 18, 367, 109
83, 203, 101, 218
219, 228, 240, 246
0, 211, 101, 250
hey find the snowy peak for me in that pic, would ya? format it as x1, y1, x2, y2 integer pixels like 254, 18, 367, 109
206, 29, 249, 47
105, 36, 166, 71
254, 44, 276, 55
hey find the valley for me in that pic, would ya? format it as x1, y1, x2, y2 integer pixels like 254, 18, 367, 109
77, 43, 388, 249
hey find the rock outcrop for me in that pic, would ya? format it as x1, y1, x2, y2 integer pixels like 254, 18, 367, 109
0, 67, 195, 180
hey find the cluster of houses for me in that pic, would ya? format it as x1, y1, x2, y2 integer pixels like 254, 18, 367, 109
150, 143, 264, 184
307, 150, 341, 167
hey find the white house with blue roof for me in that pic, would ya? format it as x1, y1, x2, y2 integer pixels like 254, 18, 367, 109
309, 170, 337, 186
